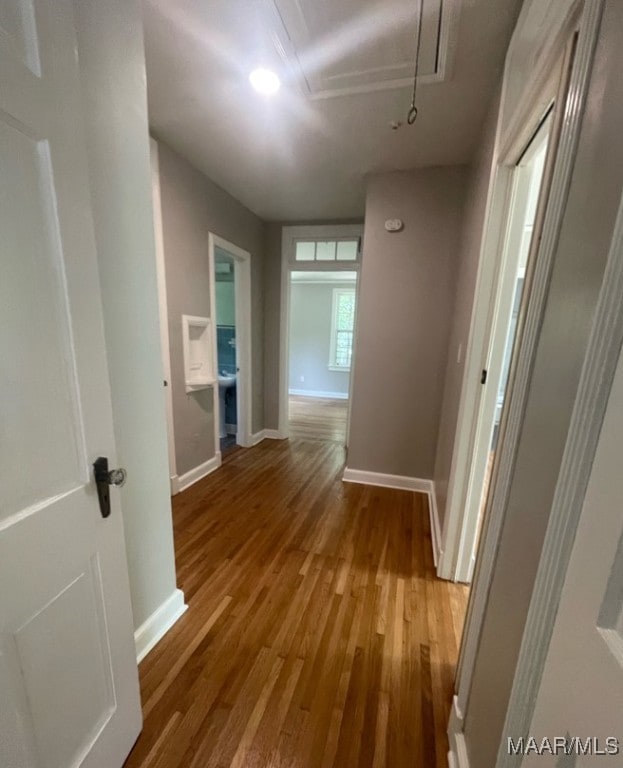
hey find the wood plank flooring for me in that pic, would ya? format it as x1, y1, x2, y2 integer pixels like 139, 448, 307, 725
124, 438, 469, 768
288, 396, 348, 442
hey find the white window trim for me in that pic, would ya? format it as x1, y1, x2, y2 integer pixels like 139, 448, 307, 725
329, 287, 356, 371
292, 237, 361, 266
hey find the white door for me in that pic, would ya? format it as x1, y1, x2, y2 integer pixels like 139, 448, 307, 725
0, 1, 142, 766
522, 345, 623, 766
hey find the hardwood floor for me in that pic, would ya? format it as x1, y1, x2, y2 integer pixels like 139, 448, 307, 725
124, 438, 469, 768
288, 396, 348, 441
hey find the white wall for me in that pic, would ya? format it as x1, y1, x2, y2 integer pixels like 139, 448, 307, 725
288, 281, 356, 397
74, 0, 180, 641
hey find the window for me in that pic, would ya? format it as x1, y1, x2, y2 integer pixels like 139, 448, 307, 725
295, 239, 359, 262
329, 289, 356, 370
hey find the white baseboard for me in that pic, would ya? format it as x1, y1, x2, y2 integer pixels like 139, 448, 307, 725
264, 429, 287, 439
448, 696, 470, 768
342, 467, 432, 493
172, 452, 222, 494
225, 423, 237, 435
288, 388, 349, 400
342, 468, 440, 566
250, 429, 266, 446
134, 588, 188, 663
250, 428, 287, 445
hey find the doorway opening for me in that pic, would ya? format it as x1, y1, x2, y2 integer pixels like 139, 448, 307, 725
214, 248, 238, 456
287, 270, 358, 441
469, 116, 552, 574
208, 234, 253, 457
278, 225, 363, 444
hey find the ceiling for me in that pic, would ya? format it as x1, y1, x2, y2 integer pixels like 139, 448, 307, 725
143, 0, 522, 221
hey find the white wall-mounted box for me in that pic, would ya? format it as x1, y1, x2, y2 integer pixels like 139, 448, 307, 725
182, 315, 215, 392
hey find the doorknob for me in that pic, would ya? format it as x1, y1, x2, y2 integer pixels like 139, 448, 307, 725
93, 457, 127, 518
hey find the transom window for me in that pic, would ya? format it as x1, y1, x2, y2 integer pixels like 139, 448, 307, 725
329, 288, 356, 370
295, 239, 359, 262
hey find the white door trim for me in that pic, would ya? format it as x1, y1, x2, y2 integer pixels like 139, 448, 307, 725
278, 224, 363, 439
438, 25, 574, 583
150, 138, 177, 491
495, 153, 623, 768
453, 0, 603, 720
208, 233, 253, 449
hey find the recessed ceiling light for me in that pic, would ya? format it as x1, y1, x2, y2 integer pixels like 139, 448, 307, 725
249, 68, 280, 95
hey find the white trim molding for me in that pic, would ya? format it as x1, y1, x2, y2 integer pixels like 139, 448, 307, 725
172, 452, 222, 494
250, 430, 266, 446
342, 468, 441, 565
250, 429, 288, 446
288, 388, 349, 400
448, 696, 470, 768
134, 588, 188, 663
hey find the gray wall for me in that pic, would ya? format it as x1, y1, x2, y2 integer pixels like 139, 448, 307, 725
288, 281, 356, 396
464, 4, 623, 763
156, 141, 266, 475
433, 88, 501, 530
75, 0, 178, 631
347, 167, 468, 479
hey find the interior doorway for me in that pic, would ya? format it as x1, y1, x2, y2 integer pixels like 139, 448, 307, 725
208, 234, 253, 455
287, 270, 358, 441
468, 116, 552, 575
278, 224, 363, 443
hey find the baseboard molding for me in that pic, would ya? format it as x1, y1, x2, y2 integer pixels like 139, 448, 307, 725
250, 428, 288, 445
288, 388, 349, 400
342, 468, 441, 566
225, 423, 237, 435
264, 429, 287, 439
448, 696, 470, 768
172, 452, 222, 494
250, 429, 266, 446
342, 467, 431, 493
134, 588, 188, 663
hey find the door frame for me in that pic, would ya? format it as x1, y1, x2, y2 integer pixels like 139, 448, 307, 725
208, 233, 253, 449
150, 138, 177, 491
446, 111, 553, 586
449, 0, 604, 753
438, 5, 583, 583
278, 224, 363, 440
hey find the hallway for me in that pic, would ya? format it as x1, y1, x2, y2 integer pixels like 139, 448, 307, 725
124, 438, 469, 768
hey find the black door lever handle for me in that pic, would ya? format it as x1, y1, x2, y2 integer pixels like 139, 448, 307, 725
93, 457, 127, 518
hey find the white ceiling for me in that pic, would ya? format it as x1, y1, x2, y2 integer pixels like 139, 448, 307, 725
143, 0, 522, 221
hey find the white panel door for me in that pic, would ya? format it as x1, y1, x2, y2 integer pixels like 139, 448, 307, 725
0, 1, 142, 767
522, 345, 623, 766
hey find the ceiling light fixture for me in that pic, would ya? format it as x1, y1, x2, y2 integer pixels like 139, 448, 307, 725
249, 68, 281, 95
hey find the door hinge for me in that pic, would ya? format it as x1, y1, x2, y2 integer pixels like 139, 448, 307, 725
481, 369, 488, 384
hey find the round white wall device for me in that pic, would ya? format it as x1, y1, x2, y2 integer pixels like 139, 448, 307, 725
384, 218, 403, 232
